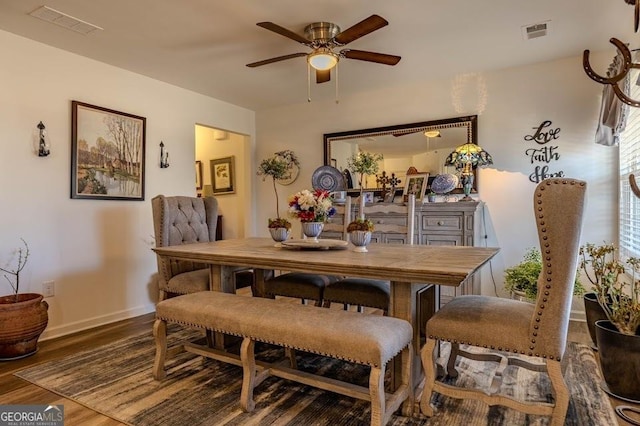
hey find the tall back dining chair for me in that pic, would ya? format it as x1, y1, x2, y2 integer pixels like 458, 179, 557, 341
420, 178, 586, 425
262, 198, 352, 306
322, 194, 415, 314
152, 195, 219, 301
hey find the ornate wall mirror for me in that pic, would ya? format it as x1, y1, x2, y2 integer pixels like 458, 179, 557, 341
323, 115, 478, 196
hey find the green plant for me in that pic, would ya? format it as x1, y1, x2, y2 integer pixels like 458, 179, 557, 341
0, 239, 29, 301
579, 243, 640, 336
257, 150, 299, 223
504, 247, 585, 300
347, 218, 374, 232
347, 151, 383, 197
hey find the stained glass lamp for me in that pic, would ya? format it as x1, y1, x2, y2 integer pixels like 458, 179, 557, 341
444, 143, 493, 201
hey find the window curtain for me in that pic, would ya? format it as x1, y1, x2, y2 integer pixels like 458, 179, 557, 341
595, 52, 631, 146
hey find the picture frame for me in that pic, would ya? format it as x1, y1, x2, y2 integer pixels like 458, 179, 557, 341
210, 156, 235, 195
195, 160, 203, 190
403, 173, 429, 202
71, 101, 146, 200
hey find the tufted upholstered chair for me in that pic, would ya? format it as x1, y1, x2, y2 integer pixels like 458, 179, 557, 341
261, 198, 352, 306
420, 178, 586, 426
152, 195, 227, 301
322, 194, 415, 314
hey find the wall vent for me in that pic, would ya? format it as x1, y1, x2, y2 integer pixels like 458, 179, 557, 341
29, 6, 103, 35
521, 21, 550, 40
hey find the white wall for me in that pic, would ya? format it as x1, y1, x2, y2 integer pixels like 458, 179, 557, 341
256, 52, 619, 318
0, 30, 255, 339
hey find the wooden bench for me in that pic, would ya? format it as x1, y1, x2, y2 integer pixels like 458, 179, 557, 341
153, 291, 414, 426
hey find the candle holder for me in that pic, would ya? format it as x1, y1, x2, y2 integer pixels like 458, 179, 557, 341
159, 141, 169, 168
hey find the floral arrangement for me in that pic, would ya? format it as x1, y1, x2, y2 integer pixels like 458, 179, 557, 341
288, 189, 336, 223
347, 151, 383, 195
0, 239, 29, 301
257, 150, 299, 228
580, 243, 640, 335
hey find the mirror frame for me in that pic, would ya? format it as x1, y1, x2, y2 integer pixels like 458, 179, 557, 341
323, 115, 478, 195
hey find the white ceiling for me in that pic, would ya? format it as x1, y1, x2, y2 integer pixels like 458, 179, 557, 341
0, 0, 636, 111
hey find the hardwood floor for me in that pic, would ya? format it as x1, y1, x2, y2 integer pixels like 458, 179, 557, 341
1, 298, 637, 426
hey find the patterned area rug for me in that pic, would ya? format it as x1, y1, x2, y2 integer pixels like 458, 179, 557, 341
15, 324, 616, 425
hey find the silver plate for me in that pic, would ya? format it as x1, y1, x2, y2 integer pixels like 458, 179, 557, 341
311, 166, 345, 192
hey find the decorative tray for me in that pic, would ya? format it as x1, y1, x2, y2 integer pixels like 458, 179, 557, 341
312, 166, 345, 192
280, 239, 348, 250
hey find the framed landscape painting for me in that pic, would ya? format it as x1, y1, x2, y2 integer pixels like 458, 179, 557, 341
71, 101, 146, 200
210, 156, 235, 194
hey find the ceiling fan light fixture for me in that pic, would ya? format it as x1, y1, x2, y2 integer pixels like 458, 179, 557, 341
308, 49, 339, 71
424, 130, 441, 138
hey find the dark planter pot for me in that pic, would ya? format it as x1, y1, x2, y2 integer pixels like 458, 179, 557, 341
0, 293, 49, 360
595, 319, 640, 402
583, 292, 608, 348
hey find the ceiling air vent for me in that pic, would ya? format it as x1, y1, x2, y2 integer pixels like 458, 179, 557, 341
522, 21, 550, 40
29, 6, 102, 35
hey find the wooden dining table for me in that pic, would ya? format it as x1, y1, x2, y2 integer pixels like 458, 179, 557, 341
153, 237, 499, 400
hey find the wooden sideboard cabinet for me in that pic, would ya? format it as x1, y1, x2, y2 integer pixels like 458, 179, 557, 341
322, 201, 483, 309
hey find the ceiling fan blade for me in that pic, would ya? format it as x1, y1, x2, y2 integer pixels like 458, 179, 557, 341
246, 52, 307, 68
342, 49, 401, 65
334, 15, 388, 45
316, 69, 331, 83
257, 22, 311, 45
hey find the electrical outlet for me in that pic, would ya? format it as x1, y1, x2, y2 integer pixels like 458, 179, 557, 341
42, 281, 55, 297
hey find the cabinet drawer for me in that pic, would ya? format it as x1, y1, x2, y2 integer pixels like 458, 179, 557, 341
421, 215, 462, 232
367, 215, 407, 226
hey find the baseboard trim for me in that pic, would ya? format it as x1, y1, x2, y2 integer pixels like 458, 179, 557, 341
570, 309, 586, 322
40, 303, 156, 341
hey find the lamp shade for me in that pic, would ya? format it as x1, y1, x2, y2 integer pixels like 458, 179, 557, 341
308, 49, 339, 71
444, 143, 493, 170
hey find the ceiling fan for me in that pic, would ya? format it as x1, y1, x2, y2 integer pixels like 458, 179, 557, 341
246, 14, 401, 84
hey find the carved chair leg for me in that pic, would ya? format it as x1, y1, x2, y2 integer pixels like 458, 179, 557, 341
420, 338, 438, 416
447, 342, 460, 378
547, 360, 569, 426
240, 337, 257, 412
152, 319, 167, 380
285, 347, 298, 369
369, 363, 386, 426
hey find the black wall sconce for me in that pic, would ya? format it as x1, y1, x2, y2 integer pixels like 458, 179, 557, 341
159, 141, 169, 168
37, 121, 50, 157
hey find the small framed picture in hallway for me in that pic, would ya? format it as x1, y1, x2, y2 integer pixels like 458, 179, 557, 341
210, 156, 235, 195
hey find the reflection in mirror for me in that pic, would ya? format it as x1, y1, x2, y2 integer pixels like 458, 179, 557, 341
324, 116, 478, 195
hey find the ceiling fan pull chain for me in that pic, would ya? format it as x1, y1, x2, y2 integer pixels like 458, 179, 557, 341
335, 62, 339, 104
307, 62, 312, 102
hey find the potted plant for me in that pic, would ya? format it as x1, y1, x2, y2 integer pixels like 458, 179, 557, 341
504, 247, 585, 301
257, 151, 299, 243
579, 243, 640, 401
0, 239, 49, 360
347, 151, 383, 213
347, 218, 374, 252
288, 189, 336, 240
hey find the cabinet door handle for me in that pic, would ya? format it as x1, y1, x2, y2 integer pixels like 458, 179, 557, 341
376, 219, 384, 224
437, 221, 445, 226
